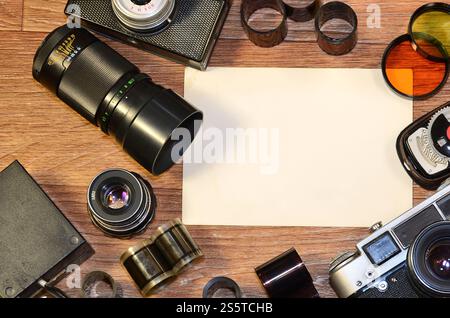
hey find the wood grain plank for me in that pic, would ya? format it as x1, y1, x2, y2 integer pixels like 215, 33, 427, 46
2, 0, 450, 299
22, 0, 67, 32
0, 0, 23, 31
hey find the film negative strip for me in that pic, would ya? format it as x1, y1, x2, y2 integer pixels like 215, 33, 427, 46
255, 248, 319, 298
241, 0, 288, 48
315, 1, 358, 55
203, 277, 242, 298
120, 219, 203, 296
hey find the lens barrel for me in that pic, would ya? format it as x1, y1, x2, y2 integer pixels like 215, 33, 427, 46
33, 26, 202, 175
87, 169, 156, 238
408, 221, 450, 297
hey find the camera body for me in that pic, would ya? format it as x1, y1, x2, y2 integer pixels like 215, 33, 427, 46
397, 102, 450, 190
329, 185, 450, 298
65, 0, 230, 70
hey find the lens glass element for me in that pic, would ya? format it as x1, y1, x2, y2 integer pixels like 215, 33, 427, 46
411, 9, 450, 61
427, 239, 450, 280
103, 185, 130, 210
383, 34, 448, 99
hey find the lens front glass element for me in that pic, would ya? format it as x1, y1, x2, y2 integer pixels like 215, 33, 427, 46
103, 185, 130, 210
411, 9, 450, 60
427, 239, 450, 280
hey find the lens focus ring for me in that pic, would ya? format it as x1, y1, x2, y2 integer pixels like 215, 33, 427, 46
87, 169, 156, 238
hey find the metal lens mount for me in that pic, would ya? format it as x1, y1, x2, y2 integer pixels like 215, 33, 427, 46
112, 0, 177, 32
87, 169, 156, 238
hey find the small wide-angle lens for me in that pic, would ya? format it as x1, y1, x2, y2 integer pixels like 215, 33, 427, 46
87, 169, 156, 238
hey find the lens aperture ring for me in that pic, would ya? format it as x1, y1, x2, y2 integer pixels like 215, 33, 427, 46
98, 73, 149, 134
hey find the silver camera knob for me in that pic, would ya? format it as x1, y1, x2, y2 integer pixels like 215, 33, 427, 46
369, 221, 383, 233
112, 0, 176, 32
329, 251, 356, 273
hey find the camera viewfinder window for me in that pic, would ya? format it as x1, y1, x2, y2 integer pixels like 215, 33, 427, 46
363, 232, 401, 266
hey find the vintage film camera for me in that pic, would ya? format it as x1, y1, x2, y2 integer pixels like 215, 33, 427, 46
329, 185, 450, 298
397, 102, 450, 190
64, 0, 230, 70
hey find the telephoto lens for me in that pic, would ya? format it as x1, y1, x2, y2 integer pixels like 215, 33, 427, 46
87, 169, 156, 238
33, 26, 203, 175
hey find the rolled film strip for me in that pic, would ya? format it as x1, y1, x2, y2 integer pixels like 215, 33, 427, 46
285, 0, 321, 22
81, 271, 119, 298
408, 2, 450, 62
315, 1, 358, 55
203, 277, 242, 298
203, 277, 243, 298
120, 219, 203, 296
255, 248, 320, 298
241, 0, 288, 48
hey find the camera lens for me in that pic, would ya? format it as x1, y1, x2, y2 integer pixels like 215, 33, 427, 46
112, 0, 177, 32
427, 239, 450, 280
408, 221, 450, 297
33, 26, 202, 175
87, 169, 156, 238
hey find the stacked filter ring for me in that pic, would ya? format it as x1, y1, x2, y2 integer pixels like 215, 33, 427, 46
382, 2, 450, 100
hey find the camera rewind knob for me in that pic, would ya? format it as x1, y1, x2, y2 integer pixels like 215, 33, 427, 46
369, 222, 383, 233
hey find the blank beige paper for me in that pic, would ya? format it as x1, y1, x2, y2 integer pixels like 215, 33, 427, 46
182, 68, 413, 227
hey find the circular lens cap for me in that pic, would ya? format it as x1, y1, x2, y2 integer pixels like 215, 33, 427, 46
382, 33, 449, 99
409, 2, 450, 62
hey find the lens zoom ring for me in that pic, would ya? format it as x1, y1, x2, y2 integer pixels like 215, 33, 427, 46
58, 41, 138, 123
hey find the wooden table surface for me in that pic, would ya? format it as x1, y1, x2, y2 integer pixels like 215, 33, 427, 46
0, 0, 449, 298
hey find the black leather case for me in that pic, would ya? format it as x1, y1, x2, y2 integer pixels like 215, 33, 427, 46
0, 161, 93, 298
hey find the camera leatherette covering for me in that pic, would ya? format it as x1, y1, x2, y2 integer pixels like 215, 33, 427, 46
0, 161, 93, 298
65, 0, 227, 67
356, 265, 419, 298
